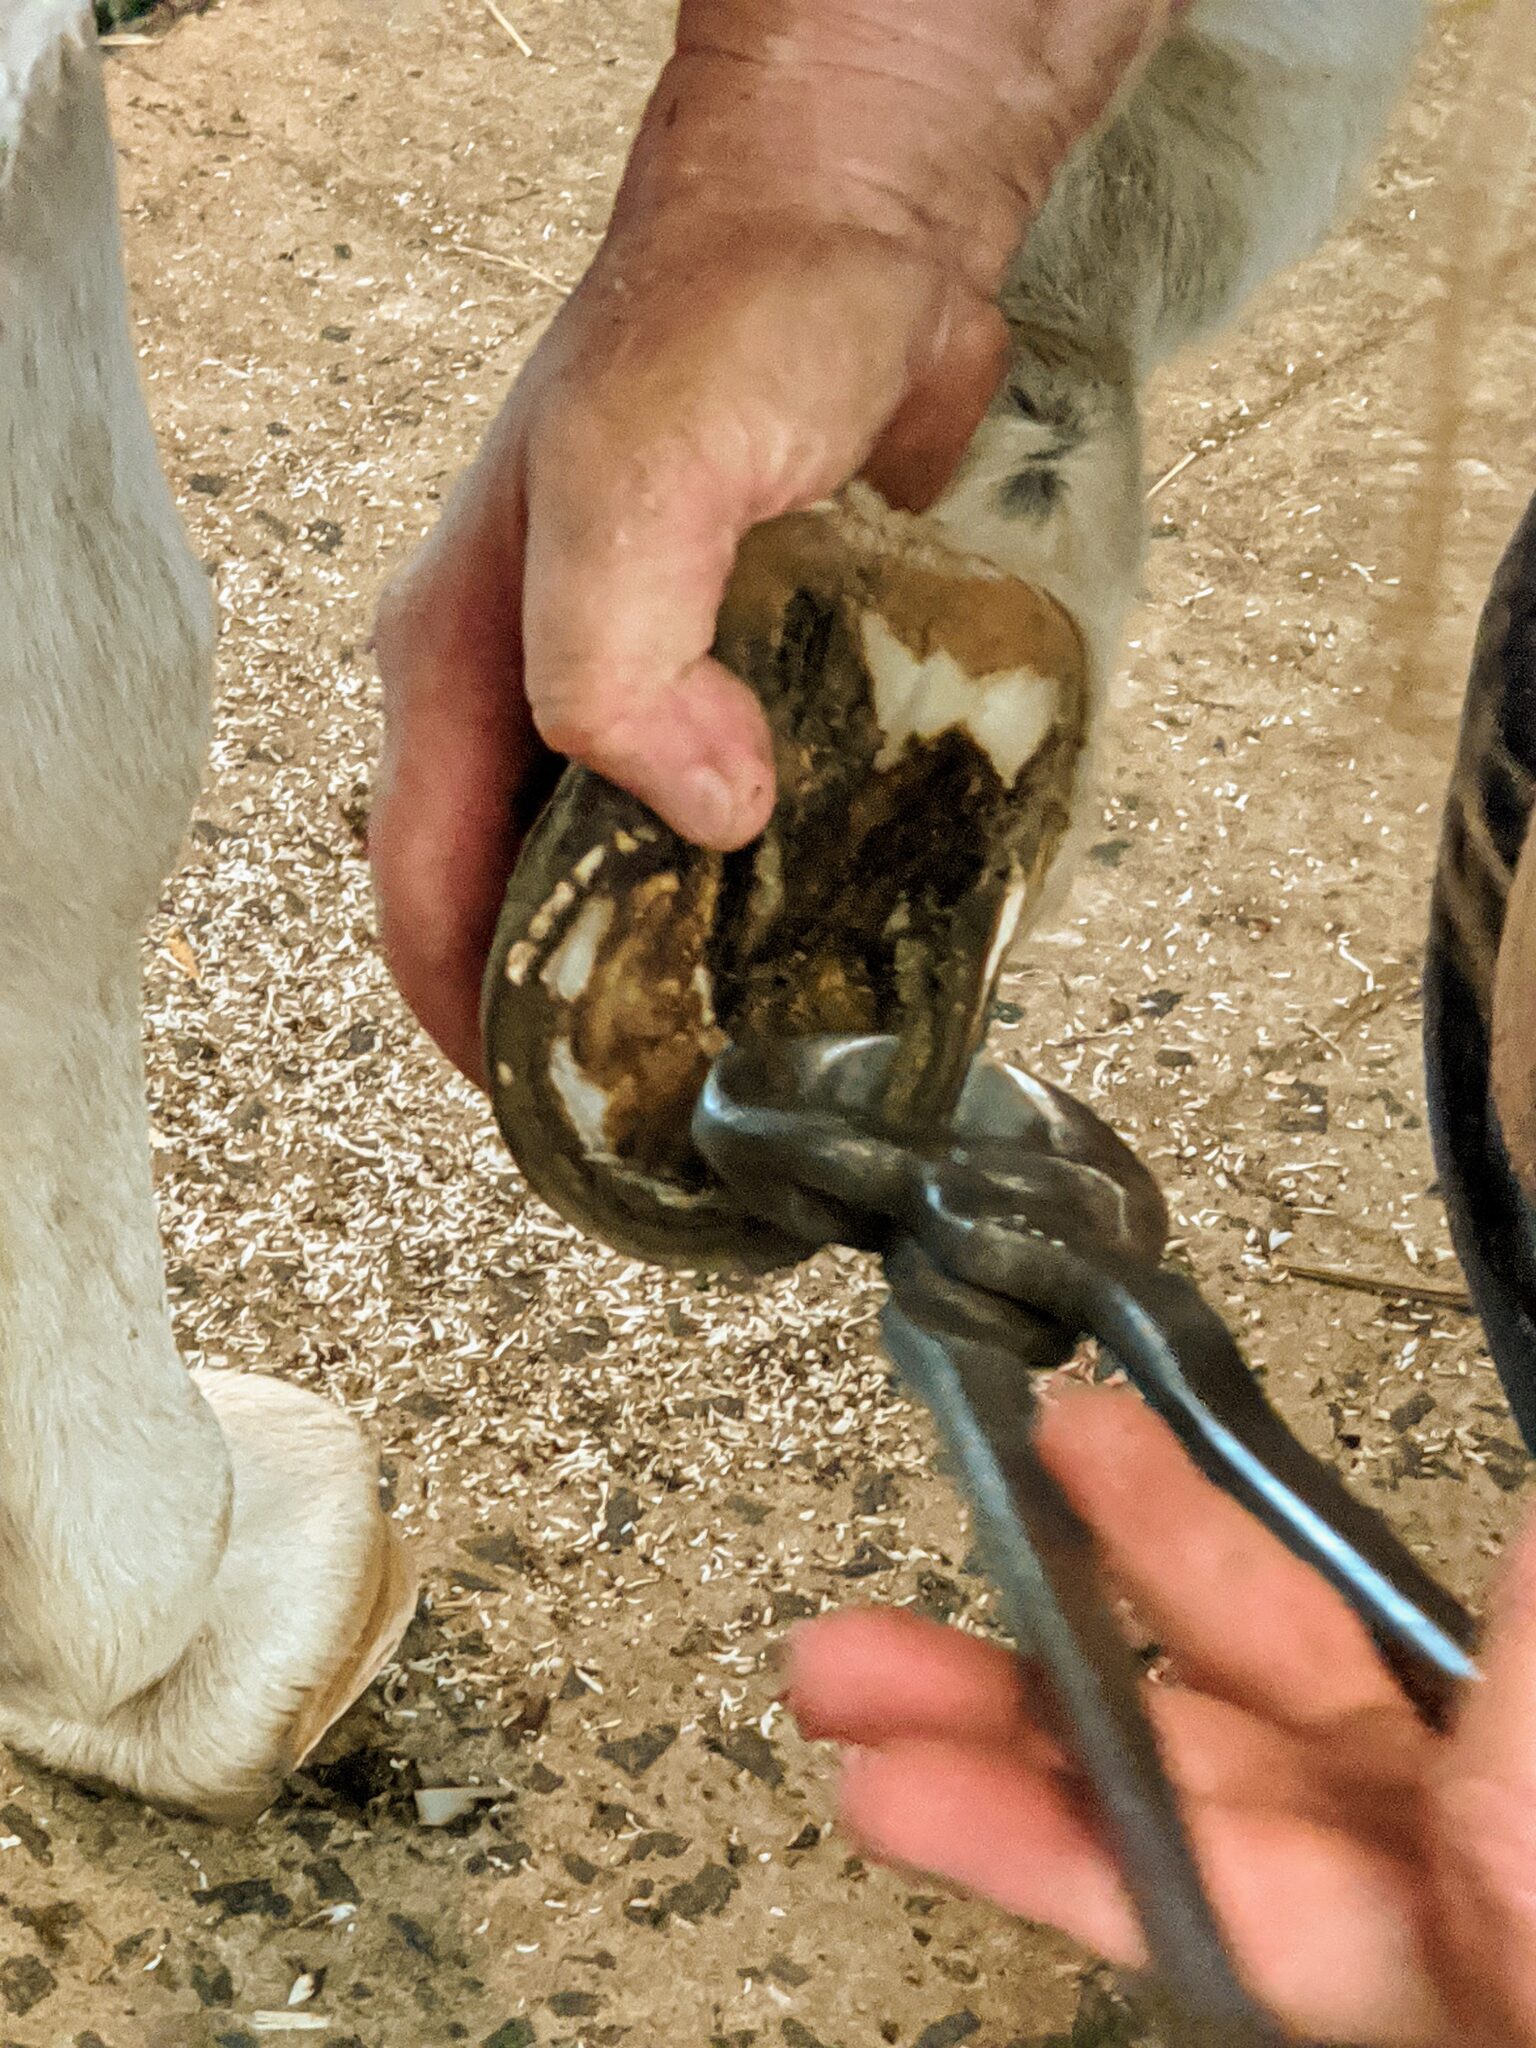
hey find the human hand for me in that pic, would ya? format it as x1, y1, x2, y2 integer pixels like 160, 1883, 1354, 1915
369, 0, 1186, 1082
785, 1387, 1536, 2048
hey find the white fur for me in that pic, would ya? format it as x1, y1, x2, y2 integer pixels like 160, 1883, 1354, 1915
931, 0, 1427, 935
0, 0, 1422, 1814
0, 5, 413, 1820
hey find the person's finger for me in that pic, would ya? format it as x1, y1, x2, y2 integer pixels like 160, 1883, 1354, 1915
1035, 1388, 1411, 1730
518, 395, 780, 852
518, 227, 967, 849
527, 287, 1010, 838
371, 478, 538, 1085
786, 1609, 1425, 1838
1428, 1511, 1536, 2040
785, 1608, 1037, 1746
837, 1739, 1452, 2047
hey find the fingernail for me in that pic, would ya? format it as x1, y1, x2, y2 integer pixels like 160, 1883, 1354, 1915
676, 760, 764, 851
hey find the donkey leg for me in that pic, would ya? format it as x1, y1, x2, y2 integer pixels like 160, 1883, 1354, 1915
0, 3, 415, 1821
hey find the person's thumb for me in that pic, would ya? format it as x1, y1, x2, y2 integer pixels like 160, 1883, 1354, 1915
519, 414, 778, 852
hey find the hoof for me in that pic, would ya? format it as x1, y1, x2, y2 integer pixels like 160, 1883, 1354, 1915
0, 1371, 417, 1823
484, 487, 1090, 1269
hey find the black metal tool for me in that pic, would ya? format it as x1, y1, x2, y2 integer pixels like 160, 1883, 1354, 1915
691, 1032, 1479, 2045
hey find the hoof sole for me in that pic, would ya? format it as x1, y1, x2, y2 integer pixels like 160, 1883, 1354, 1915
485, 490, 1090, 1267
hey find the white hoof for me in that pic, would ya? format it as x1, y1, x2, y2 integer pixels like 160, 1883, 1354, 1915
0, 1372, 416, 1823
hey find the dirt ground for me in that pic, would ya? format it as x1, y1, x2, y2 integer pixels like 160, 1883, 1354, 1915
3, 3, 1534, 2045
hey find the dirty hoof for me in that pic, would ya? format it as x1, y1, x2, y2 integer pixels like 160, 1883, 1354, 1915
484, 486, 1090, 1269
0, 1372, 416, 1823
